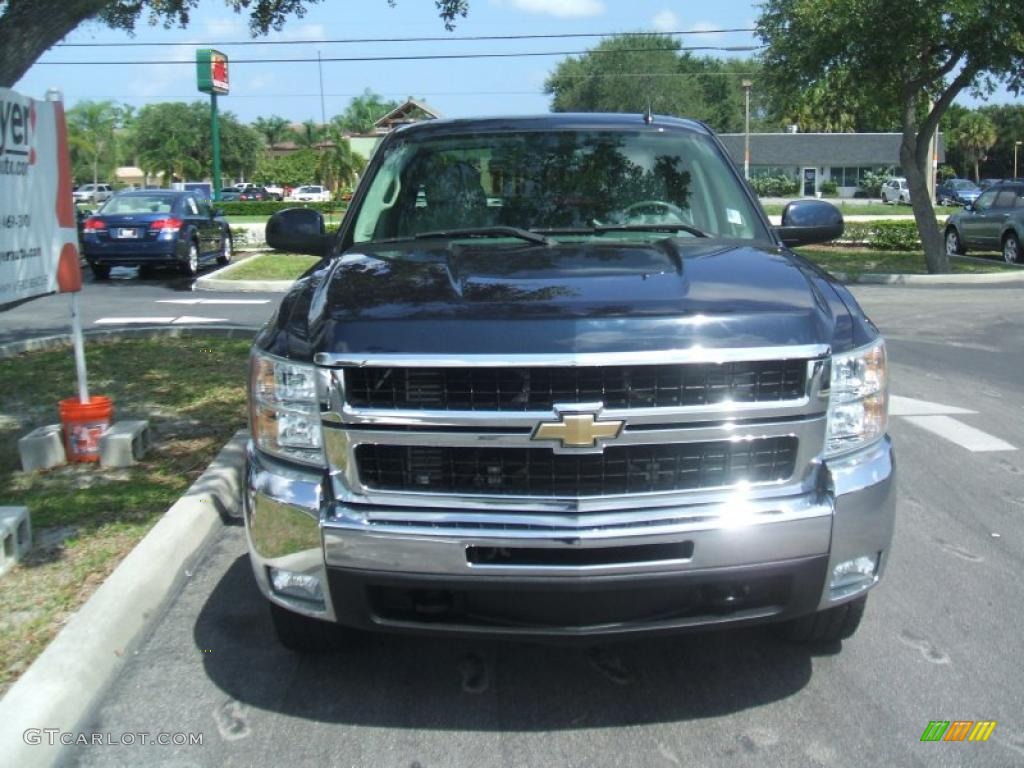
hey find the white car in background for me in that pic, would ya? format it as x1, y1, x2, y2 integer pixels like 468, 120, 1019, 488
263, 182, 284, 200
881, 177, 911, 205
73, 183, 114, 204
287, 185, 331, 202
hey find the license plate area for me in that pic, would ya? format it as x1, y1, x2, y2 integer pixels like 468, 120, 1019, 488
116, 228, 140, 239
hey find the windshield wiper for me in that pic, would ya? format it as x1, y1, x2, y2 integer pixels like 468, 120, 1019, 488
413, 226, 555, 247
535, 223, 710, 239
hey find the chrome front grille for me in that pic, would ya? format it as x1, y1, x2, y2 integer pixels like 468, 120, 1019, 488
319, 346, 830, 512
344, 360, 807, 411
356, 438, 798, 497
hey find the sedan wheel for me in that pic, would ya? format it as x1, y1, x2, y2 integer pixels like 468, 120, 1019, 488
945, 229, 964, 257
180, 241, 200, 276
217, 235, 233, 265
1004, 233, 1020, 264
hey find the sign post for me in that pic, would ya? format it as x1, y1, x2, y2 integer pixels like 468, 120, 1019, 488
196, 49, 229, 201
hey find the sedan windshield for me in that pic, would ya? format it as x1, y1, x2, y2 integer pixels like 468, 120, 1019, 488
352, 129, 767, 244
101, 194, 177, 214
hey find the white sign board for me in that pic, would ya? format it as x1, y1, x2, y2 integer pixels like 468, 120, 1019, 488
0, 87, 81, 303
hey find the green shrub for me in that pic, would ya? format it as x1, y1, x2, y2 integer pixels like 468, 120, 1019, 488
215, 200, 346, 216
857, 170, 890, 198
751, 174, 801, 197
842, 220, 921, 250
820, 179, 838, 196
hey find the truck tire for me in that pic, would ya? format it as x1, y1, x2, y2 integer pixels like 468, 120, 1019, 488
269, 601, 349, 653
772, 596, 867, 644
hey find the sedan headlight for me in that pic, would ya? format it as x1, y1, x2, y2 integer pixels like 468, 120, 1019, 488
249, 351, 325, 466
825, 338, 888, 458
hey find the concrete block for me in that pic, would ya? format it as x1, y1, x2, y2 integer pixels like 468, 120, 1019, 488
0, 507, 32, 576
17, 425, 66, 472
99, 420, 152, 468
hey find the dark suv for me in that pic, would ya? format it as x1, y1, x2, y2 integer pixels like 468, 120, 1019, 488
944, 182, 1024, 263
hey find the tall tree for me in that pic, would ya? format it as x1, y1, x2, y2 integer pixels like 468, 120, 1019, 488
252, 115, 292, 152
317, 127, 364, 193
132, 101, 265, 183
977, 104, 1024, 178
950, 112, 998, 182
67, 100, 120, 187
294, 119, 324, 150
0, 1, 470, 88
333, 89, 400, 134
758, 0, 1024, 273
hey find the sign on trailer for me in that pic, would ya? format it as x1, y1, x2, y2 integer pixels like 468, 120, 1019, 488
0, 87, 81, 304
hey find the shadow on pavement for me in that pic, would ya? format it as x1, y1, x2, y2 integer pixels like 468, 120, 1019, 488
196, 556, 831, 730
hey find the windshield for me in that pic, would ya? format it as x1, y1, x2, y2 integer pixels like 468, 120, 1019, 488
352, 129, 767, 244
101, 195, 177, 214
952, 180, 978, 190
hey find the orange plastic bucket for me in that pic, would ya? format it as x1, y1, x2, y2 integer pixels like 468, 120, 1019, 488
59, 395, 113, 463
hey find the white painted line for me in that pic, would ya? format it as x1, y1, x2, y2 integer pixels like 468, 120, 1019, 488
889, 395, 976, 416
94, 317, 175, 325
156, 299, 270, 305
901, 415, 1017, 452
171, 316, 229, 324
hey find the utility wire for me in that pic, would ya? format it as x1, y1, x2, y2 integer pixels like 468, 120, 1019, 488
55, 28, 757, 48
38, 45, 763, 66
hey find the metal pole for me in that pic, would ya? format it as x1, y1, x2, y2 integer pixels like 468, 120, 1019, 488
46, 87, 90, 403
741, 79, 753, 181
318, 51, 327, 127
211, 92, 222, 201
1015, 141, 1021, 179
70, 293, 89, 403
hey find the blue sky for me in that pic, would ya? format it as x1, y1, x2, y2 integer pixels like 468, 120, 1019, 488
13, 0, 1014, 123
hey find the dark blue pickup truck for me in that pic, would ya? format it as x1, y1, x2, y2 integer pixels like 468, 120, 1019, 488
244, 114, 895, 652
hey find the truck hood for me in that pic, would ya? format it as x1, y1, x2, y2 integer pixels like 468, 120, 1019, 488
263, 239, 867, 360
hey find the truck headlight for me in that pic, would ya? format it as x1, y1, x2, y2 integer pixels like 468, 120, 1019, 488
825, 338, 887, 458
249, 351, 325, 466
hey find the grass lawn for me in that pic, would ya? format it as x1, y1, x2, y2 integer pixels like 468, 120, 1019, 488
796, 246, 1014, 277
762, 202, 960, 217
221, 252, 321, 281
0, 337, 251, 695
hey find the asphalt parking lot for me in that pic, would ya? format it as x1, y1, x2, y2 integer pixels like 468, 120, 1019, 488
21, 279, 1024, 767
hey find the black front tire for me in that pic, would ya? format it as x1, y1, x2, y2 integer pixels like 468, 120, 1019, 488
945, 227, 965, 256
216, 234, 233, 266
772, 596, 867, 645
179, 240, 200, 276
269, 601, 350, 653
1003, 232, 1020, 264
89, 263, 111, 280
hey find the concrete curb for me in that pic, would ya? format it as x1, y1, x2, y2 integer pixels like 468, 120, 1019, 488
0, 430, 248, 768
194, 256, 296, 293
835, 270, 1024, 285
0, 325, 257, 359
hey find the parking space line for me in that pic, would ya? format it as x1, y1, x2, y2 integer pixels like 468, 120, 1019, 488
94, 317, 176, 325
901, 415, 1017, 452
889, 395, 976, 416
156, 299, 270, 305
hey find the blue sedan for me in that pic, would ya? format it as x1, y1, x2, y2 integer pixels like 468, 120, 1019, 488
81, 190, 232, 279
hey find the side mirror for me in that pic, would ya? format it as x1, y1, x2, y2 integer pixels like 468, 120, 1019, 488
964, 202, 974, 212
775, 199, 844, 247
266, 207, 333, 257
211, 208, 222, 218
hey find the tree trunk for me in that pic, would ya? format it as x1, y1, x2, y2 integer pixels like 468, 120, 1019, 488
0, 0, 110, 87
900, 98, 949, 273
92, 157, 98, 189
974, 158, 980, 183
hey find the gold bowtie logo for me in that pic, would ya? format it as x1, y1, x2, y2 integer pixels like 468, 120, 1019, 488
532, 412, 624, 449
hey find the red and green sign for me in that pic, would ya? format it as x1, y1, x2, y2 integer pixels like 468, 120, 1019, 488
196, 49, 229, 95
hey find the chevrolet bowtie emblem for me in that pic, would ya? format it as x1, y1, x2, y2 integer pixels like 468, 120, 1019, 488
532, 411, 625, 450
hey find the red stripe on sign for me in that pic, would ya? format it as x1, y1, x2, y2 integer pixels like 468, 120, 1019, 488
53, 101, 76, 228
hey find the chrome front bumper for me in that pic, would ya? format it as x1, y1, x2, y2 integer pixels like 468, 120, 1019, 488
244, 437, 895, 632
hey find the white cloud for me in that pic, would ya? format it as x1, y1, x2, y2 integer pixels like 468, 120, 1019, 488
502, 0, 605, 18
686, 21, 724, 41
203, 16, 247, 38
277, 23, 327, 42
651, 10, 679, 33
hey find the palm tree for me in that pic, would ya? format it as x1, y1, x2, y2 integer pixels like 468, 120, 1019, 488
252, 115, 292, 152
317, 127, 364, 194
294, 120, 324, 150
951, 113, 998, 182
67, 100, 119, 187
